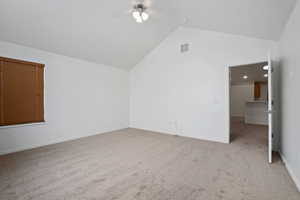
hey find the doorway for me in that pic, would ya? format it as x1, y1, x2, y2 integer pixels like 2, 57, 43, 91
229, 62, 272, 161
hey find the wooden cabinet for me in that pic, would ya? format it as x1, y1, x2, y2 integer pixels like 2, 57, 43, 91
254, 81, 268, 100
254, 82, 261, 99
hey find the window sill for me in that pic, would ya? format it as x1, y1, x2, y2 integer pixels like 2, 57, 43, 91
0, 121, 46, 129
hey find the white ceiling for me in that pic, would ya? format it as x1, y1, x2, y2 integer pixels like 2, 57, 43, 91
230, 62, 268, 85
0, 0, 297, 70
177, 0, 297, 41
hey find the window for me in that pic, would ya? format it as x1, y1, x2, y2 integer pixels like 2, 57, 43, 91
0, 57, 44, 126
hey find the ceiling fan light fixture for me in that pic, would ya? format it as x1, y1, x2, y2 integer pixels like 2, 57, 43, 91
132, 11, 140, 19
132, 4, 149, 23
141, 12, 149, 21
136, 16, 143, 23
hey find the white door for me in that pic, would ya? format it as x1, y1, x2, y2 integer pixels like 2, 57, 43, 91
267, 53, 274, 163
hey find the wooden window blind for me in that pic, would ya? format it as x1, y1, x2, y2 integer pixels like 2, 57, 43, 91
0, 57, 44, 126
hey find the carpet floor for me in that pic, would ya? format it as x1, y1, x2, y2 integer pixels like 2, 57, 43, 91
0, 121, 299, 200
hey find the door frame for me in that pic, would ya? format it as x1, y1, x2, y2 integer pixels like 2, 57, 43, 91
226, 61, 268, 143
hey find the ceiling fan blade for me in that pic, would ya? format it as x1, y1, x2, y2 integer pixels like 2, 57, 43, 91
131, 0, 152, 8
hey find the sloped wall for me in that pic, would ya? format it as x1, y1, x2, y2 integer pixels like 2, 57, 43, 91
130, 27, 277, 143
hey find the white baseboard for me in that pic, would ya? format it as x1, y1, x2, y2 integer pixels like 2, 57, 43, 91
129, 126, 229, 144
0, 127, 128, 155
279, 151, 300, 192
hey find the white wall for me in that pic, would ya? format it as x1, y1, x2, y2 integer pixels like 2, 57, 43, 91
230, 83, 254, 117
0, 41, 129, 154
130, 27, 277, 143
244, 102, 268, 125
279, 1, 300, 190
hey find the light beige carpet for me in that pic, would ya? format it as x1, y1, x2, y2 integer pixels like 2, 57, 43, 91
0, 121, 299, 200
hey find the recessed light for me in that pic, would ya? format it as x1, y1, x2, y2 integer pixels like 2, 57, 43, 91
264, 73, 268, 77
263, 65, 269, 70
243, 75, 248, 79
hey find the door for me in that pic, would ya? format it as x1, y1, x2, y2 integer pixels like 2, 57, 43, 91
267, 53, 274, 163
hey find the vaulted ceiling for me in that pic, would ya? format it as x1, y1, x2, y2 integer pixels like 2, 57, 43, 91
0, 0, 297, 70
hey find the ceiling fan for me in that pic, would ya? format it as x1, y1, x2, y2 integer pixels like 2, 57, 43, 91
132, 3, 149, 23
112, 0, 173, 24
130, 0, 152, 23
